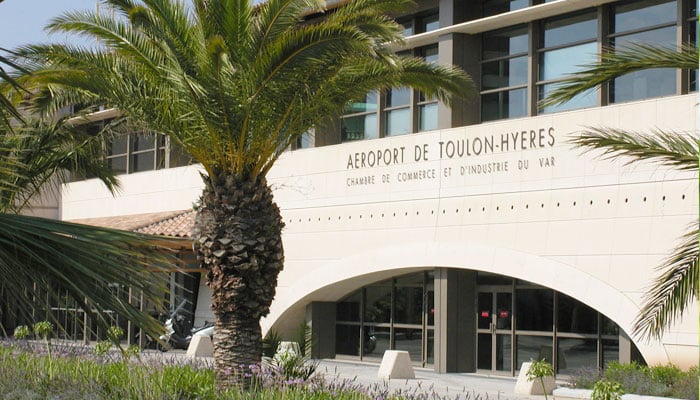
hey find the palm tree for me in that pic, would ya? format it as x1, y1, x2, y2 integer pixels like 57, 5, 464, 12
1, 39, 181, 341
0, 111, 179, 342
14, 0, 473, 387
543, 43, 698, 341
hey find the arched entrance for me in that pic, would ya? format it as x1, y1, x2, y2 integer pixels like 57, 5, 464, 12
264, 242, 669, 374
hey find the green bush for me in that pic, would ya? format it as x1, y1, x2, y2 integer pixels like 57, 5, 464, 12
526, 359, 555, 400
572, 362, 699, 400
650, 364, 684, 387
13, 325, 30, 340
591, 380, 624, 400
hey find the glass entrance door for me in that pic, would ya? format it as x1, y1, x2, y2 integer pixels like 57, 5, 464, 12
476, 290, 513, 374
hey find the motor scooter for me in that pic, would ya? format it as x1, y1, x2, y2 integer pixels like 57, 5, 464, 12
158, 300, 213, 351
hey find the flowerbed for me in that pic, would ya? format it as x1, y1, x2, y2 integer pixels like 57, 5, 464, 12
0, 341, 488, 400
569, 362, 698, 400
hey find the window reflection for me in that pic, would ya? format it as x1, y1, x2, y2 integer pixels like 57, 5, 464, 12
481, 26, 529, 121
610, 0, 678, 103
538, 11, 598, 114
334, 272, 434, 366
614, 0, 676, 32
557, 338, 598, 375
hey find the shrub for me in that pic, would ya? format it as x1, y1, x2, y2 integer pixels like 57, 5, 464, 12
572, 361, 699, 399
569, 367, 603, 389
650, 363, 684, 387
591, 380, 624, 400
668, 366, 698, 400
526, 359, 554, 400
13, 325, 30, 340
262, 330, 282, 358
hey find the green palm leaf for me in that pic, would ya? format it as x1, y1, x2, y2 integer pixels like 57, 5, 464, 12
570, 127, 698, 172
0, 213, 178, 338
633, 226, 699, 340
542, 43, 698, 108
546, 42, 699, 341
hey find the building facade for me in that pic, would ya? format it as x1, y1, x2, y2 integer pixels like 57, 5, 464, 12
59, 0, 697, 375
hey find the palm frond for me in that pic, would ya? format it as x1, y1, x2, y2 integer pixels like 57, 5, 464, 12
542, 43, 698, 108
0, 213, 179, 337
632, 224, 699, 340
570, 127, 698, 171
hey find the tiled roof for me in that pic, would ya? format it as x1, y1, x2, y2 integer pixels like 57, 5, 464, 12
69, 210, 195, 238
135, 210, 195, 238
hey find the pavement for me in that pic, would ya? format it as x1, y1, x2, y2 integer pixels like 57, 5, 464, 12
314, 358, 546, 400
157, 349, 556, 400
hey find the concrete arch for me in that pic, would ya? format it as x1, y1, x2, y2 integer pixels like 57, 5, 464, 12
266, 241, 669, 366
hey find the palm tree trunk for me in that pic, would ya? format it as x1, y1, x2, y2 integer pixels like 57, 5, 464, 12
193, 174, 284, 389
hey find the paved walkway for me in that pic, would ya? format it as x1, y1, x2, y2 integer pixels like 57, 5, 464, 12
315, 358, 546, 400
155, 350, 556, 399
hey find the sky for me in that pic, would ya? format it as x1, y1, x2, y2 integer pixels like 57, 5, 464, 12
0, 0, 103, 50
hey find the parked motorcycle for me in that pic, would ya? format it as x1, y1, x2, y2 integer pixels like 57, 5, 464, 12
158, 300, 213, 351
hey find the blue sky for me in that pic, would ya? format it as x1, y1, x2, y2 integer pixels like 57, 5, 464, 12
0, 0, 103, 50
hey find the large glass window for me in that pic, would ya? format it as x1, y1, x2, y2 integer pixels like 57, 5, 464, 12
516, 289, 553, 331
334, 272, 434, 366
610, 0, 678, 103
557, 293, 598, 334
481, 25, 529, 121
538, 11, 599, 113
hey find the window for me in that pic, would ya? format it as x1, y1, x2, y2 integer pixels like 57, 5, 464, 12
481, 25, 529, 121
105, 130, 189, 175
417, 13, 439, 33
335, 272, 434, 366
384, 87, 412, 136
341, 92, 378, 142
686, 0, 698, 91
107, 132, 165, 174
610, 0, 678, 103
397, 11, 438, 37
418, 45, 439, 132
538, 11, 599, 113
295, 130, 315, 149
483, 0, 530, 17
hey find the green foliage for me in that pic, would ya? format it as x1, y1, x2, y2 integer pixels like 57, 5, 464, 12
542, 42, 698, 341
591, 380, 624, 400
94, 326, 141, 361
0, 345, 470, 399
526, 359, 555, 400
262, 330, 282, 358
106, 326, 124, 342
526, 359, 555, 380
93, 340, 113, 357
32, 321, 53, 339
294, 322, 313, 358
13, 325, 30, 340
571, 362, 699, 400
650, 364, 684, 387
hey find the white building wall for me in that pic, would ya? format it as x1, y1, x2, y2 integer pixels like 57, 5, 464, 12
61, 95, 699, 368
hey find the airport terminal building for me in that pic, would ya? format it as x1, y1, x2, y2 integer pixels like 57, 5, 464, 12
55, 0, 697, 376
